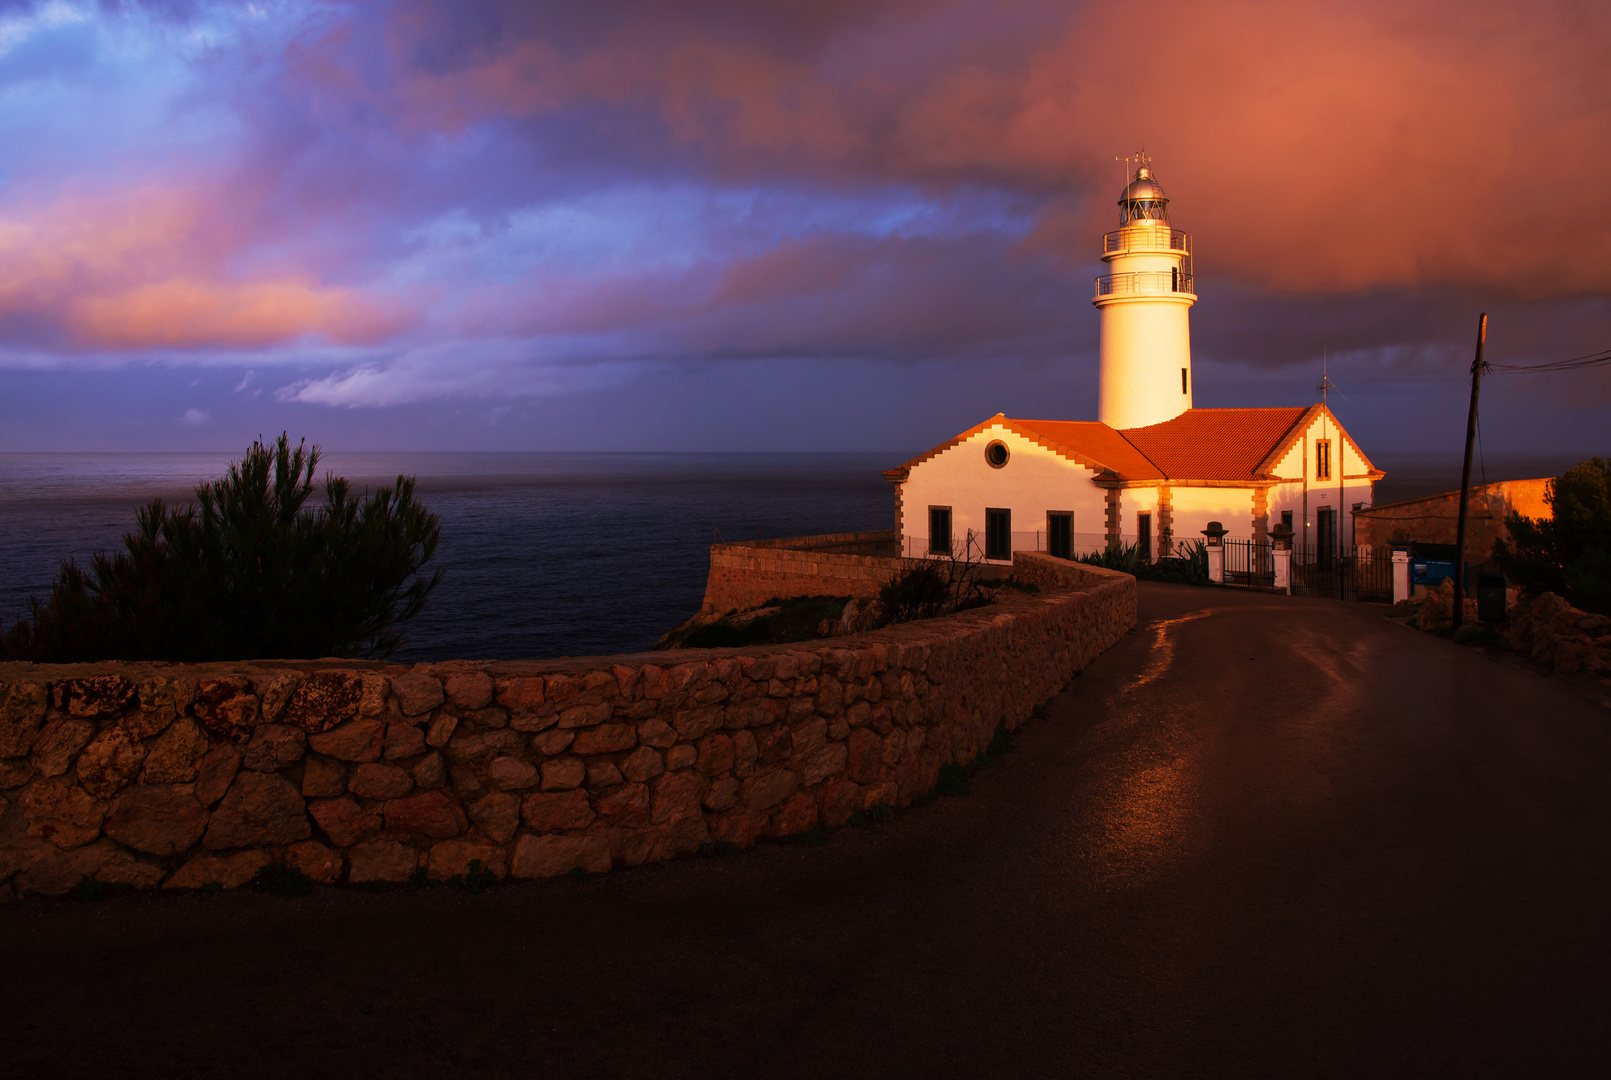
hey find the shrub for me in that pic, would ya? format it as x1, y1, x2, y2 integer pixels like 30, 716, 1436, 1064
0, 434, 442, 662
1494, 457, 1611, 615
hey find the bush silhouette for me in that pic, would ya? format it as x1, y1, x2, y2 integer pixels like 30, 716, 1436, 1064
1494, 457, 1611, 615
1, 434, 443, 662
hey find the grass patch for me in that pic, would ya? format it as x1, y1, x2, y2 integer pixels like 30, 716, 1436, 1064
1453, 624, 1511, 648
788, 825, 832, 847
932, 762, 971, 798
696, 840, 742, 858
255, 864, 314, 897
446, 860, 498, 894
867, 801, 894, 822
569, 866, 593, 881
199, 881, 223, 895
69, 879, 128, 902
986, 725, 1017, 758
408, 867, 431, 889
681, 595, 854, 649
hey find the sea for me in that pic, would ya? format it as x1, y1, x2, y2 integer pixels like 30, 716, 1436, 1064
0, 449, 1595, 663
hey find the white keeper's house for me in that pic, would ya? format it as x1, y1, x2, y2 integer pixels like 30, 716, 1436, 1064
883, 155, 1383, 564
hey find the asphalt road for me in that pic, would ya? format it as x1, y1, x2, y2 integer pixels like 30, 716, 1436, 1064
4, 582, 1609, 1078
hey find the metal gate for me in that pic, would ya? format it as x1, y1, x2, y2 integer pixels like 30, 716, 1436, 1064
1290, 545, 1394, 602
1223, 538, 1275, 587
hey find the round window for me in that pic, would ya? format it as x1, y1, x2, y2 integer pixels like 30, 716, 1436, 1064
985, 440, 1009, 468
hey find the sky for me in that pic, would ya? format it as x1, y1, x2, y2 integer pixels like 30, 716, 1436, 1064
0, 0, 1607, 454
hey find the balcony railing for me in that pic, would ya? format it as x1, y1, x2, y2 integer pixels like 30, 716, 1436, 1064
1094, 270, 1196, 300
1102, 228, 1191, 256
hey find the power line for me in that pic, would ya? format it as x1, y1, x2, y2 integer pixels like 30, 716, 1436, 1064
1488, 346, 1611, 373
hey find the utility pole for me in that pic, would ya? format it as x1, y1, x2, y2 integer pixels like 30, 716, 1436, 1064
1451, 313, 1487, 632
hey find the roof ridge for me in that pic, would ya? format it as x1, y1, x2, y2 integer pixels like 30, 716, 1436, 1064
1114, 428, 1169, 480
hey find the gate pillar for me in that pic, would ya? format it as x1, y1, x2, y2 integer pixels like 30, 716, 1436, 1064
1202, 521, 1227, 584
1392, 547, 1410, 605
1268, 521, 1294, 595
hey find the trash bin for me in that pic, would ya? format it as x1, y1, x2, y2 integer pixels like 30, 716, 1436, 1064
1477, 573, 1507, 622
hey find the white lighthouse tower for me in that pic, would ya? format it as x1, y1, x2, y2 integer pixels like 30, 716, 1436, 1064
1093, 152, 1196, 429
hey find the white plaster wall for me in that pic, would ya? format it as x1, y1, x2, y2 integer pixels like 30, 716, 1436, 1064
900, 424, 1108, 562
1168, 486, 1258, 543
1264, 410, 1376, 548
1097, 298, 1193, 430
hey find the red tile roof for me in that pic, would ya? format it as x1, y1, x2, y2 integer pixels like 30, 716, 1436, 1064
890, 405, 1377, 485
1120, 407, 1309, 481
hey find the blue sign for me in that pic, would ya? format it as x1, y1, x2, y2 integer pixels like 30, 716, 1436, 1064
1411, 559, 1455, 586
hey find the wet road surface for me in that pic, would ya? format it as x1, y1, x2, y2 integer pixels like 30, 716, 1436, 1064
3, 582, 1609, 1078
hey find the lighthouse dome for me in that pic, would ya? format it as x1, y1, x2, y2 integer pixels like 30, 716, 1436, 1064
1118, 166, 1170, 225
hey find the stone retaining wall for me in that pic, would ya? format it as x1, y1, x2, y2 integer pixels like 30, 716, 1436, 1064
0, 552, 1134, 899
701, 530, 906, 614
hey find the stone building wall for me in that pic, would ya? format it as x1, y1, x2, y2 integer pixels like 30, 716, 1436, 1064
0, 552, 1135, 898
1354, 478, 1551, 565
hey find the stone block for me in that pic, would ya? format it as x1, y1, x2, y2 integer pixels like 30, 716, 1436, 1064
20, 779, 105, 849
96, 843, 167, 889
444, 671, 495, 710
531, 729, 574, 756
285, 840, 343, 884
0, 680, 49, 757
467, 792, 521, 844
308, 717, 384, 763
798, 743, 847, 787
30, 718, 96, 778
349, 762, 413, 800
771, 792, 818, 837
636, 719, 676, 748
594, 782, 650, 827
425, 711, 458, 748
392, 671, 445, 717
650, 770, 703, 826
194, 744, 243, 807
346, 839, 417, 884
75, 725, 147, 799
192, 680, 259, 738
309, 796, 381, 848
540, 757, 585, 791
0, 759, 32, 790
620, 746, 664, 783
520, 789, 595, 832
301, 756, 347, 798
702, 775, 739, 811
104, 784, 207, 857
557, 702, 612, 729
254, 673, 302, 724
695, 734, 734, 776
846, 728, 882, 784
411, 751, 446, 790
204, 772, 310, 849
242, 724, 307, 773
142, 718, 208, 784
665, 744, 696, 771
59, 676, 137, 719
383, 790, 467, 838
165, 850, 271, 890
283, 672, 364, 734
488, 756, 539, 790
741, 769, 797, 814
586, 761, 623, 788
510, 833, 610, 879
571, 723, 636, 755
383, 721, 428, 761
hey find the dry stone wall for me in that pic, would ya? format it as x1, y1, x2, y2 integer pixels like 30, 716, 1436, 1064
0, 552, 1134, 899
701, 530, 906, 614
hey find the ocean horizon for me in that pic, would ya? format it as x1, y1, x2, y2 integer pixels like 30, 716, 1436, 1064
0, 448, 1597, 662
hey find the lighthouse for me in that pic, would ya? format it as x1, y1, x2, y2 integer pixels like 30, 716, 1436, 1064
1093, 153, 1196, 430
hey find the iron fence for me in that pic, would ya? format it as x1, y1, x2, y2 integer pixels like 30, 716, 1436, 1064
1290, 544, 1394, 603
1223, 538, 1275, 587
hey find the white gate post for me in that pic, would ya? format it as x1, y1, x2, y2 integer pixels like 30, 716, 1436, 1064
1269, 521, 1293, 595
1202, 521, 1226, 584
1272, 548, 1291, 594
1392, 548, 1410, 605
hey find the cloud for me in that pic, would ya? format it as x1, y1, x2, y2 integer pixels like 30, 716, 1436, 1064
180, 406, 210, 425
0, 0, 1606, 427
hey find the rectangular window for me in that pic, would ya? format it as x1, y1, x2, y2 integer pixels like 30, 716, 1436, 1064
928, 506, 952, 556
985, 508, 1011, 561
1281, 510, 1293, 530
1048, 512, 1073, 560
1181, 367, 1189, 395
1137, 512, 1152, 562
1316, 439, 1332, 481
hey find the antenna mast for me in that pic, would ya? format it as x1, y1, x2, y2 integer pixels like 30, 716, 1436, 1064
1317, 347, 1336, 407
